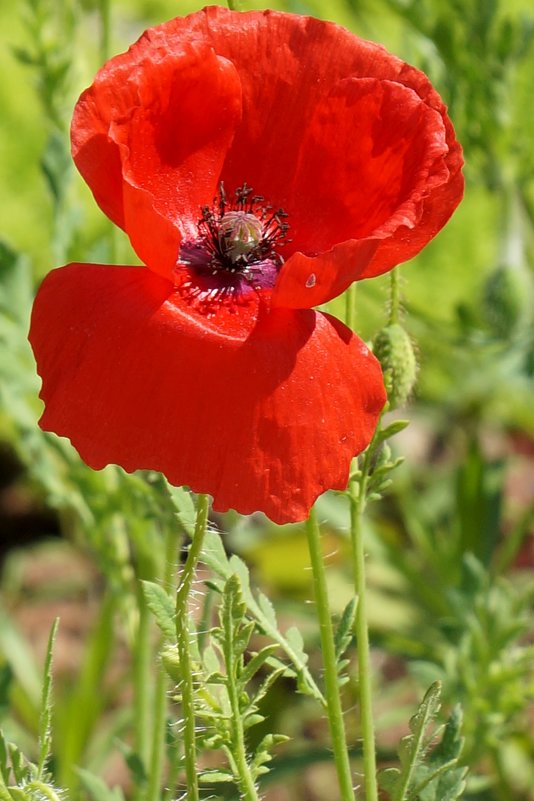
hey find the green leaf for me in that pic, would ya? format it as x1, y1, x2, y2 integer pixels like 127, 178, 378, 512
240, 645, 280, 687
165, 484, 196, 538
375, 419, 410, 445
198, 770, 235, 784
378, 681, 442, 801
77, 768, 125, 801
201, 529, 231, 578
141, 581, 175, 642
334, 598, 357, 663
37, 617, 59, 779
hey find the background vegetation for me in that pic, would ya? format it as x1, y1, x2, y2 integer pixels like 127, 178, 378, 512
1, 1, 533, 800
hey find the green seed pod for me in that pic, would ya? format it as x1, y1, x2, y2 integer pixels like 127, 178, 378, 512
372, 323, 417, 409
482, 264, 533, 340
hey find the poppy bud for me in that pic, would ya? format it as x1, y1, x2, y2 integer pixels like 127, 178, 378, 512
482, 263, 533, 340
372, 323, 417, 409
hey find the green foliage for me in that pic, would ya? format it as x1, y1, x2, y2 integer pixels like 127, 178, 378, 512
201, 530, 325, 705
378, 683, 466, 801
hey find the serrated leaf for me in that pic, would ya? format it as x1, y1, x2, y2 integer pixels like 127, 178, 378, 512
378, 767, 402, 793
285, 626, 305, 656
334, 598, 357, 662
37, 617, 59, 779
141, 581, 175, 641
201, 529, 230, 578
165, 484, 196, 537
256, 593, 278, 629
386, 681, 443, 801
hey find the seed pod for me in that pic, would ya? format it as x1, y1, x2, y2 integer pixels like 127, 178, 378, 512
482, 263, 533, 340
372, 323, 417, 409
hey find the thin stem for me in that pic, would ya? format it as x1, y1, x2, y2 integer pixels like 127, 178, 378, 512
175, 494, 210, 801
224, 646, 260, 801
146, 525, 182, 801
349, 456, 378, 801
99, 0, 111, 62
345, 282, 357, 331
305, 508, 356, 801
134, 583, 151, 772
389, 268, 400, 325
226, 0, 243, 9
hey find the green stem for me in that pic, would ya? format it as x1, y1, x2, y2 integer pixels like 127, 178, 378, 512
389, 268, 400, 325
345, 282, 357, 331
99, 0, 111, 62
134, 583, 151, 776
349, 456, 378, 801
175, 494, 210, 801
146, 525, 182, 801
224, 647, 260, 801
305, 508, 356, 801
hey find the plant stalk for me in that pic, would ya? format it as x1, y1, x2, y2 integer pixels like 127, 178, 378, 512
146, 523, 182, 801
175, 494, 210, 801
349, 461, 378, 801
305, 508, 356, 801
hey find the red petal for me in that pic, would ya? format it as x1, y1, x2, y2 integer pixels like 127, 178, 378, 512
29, 264, 385, 524
72, 42, 242, 278
152, 8, 463, 303
272, 77, 452, 307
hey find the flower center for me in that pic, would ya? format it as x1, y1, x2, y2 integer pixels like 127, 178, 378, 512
179, 183, 290, 288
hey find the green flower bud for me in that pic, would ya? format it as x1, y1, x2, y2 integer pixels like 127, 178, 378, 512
372, 323, 417, 409
482, 264, 533, 340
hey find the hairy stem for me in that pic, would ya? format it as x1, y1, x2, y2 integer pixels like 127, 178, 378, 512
175, 494, 210, 801
305, 508, 356, 801
389, 268, 400, 325
349, 455, 378, 801
224, 647, 260, 801
146, 524, 182, 801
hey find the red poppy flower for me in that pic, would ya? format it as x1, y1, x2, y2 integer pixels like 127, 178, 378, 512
29, 6, 463, 524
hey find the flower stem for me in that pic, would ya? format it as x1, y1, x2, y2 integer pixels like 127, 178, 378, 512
226, 0, 244, 10
224, 647, 260, 801
99, 0, 111, 62
146, 524, 182, 801
389, 268, 400, 325
305, 508, 356, 801
345, 282, 357, 331
349, 458, 378, 801
175, 494, 210, 801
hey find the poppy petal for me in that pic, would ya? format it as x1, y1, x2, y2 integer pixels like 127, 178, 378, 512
150, 8, 463, 303
29, 264, 386, 524
72, 42, 242, 278
271, 77, 452, 308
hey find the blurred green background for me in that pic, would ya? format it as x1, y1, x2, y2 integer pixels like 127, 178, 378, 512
1, 1, 534, 800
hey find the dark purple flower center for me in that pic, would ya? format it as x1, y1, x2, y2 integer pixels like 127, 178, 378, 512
179, 183, 290, 293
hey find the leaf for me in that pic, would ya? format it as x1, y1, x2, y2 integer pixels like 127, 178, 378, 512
201, 529, 231, 578
201, 537, 324, 705
334, 598, 357, 663
378, 681, 442, 801
115, 741, 147, 786
141, 581, 175, 642
165, 484, 196, 538
375, 419, 410, 445
240, 645, 280, 687
37, 617, 59, 779
77, 768, 125, 801
198, 770, 235, 784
